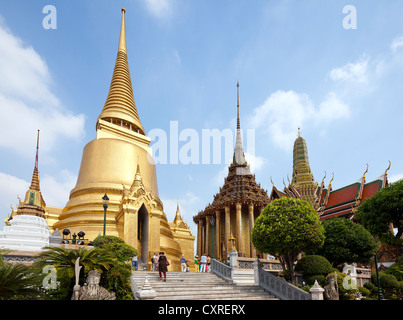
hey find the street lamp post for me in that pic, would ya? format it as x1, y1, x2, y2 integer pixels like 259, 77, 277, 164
210, 215, 215, 260
374, 252, 383, 300
102, 193, 109, 236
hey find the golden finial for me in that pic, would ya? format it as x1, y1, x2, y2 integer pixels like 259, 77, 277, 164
329, 172, 334, 186
270, 176, 275, 187
298, 127, 301, 137
118, 8, 127, 54
385, 160, 391, 175
363, 163, 369, 179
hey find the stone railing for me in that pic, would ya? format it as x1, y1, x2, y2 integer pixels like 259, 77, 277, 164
257, 265, 312, 300
356, 267, 372, 287
211, 259, 233, 282
237, 257, 282, 273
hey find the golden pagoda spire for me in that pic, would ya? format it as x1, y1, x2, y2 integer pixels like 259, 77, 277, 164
29, 130, 40, 192
17, 130, 46, 217
97, 8, 145, 135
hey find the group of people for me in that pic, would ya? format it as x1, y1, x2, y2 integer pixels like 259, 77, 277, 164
194, 253, 211, 272
132, 252, 169, 281
132, 252, 214, 281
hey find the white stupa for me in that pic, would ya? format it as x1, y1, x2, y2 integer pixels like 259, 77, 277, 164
0, 130, 51, 252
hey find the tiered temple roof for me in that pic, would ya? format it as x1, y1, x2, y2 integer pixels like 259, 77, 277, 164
317, 162, 390, 220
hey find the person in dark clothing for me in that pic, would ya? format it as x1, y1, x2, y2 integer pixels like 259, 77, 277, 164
158, 252, 169, 281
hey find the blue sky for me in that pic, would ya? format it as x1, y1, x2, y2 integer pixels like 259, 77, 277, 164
0, 0, 402, 240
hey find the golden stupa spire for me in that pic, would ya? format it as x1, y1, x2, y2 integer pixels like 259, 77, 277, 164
118, 8, 127, 54
97, 8, 145, 135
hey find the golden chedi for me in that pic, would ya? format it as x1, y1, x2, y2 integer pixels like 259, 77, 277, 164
52, 9, 194, 271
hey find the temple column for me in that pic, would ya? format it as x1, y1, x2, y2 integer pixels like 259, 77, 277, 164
205, 216, 210, 256
197, 219, 202, 257
123, 209, 138, 249
236, 202, 242, 256
248, 203, 255, 258
224, 205, 230, 259
215, 210, 221, 261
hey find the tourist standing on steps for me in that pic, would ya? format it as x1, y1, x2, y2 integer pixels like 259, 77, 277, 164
194, 255, 200, 272
152, 252, 158, 271
207, 255, 211, 272
200, 253, 207, 272
158, 252, 169, 281
180, 254, 187, 272
132, 254, 138, 271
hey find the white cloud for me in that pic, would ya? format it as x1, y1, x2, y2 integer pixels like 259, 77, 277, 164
0, 172, 29, 214
248, 90, 350, 152
41, 170, 77, 208
0, 22, 85, 158
213, 165, 229, 188
316, 91, 350, 124
142, 0, 173, 19
389, 172, 403, 183
328, 56, 370, 84
244, 152, 265, 173
391, 35, 403, 53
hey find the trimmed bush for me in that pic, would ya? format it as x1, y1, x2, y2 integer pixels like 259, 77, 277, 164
295, 255, 334, 275
358, 286, 371, 297
295, 255, 334, 285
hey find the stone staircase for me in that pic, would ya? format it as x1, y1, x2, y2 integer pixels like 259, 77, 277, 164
131, 271, 279, 300
232, 270, 255, 286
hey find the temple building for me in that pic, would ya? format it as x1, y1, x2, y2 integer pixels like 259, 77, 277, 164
193, 83, 270, 260
2, 9, 194, 271
0, 131, 51, 251
269, 131, 391, 222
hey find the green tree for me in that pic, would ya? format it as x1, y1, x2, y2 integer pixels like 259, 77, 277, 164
251, 197, 325, 283
384, 255, 403, 281
34, 246, 116, 299
308, 217, 378, 269
92, 235, 138, 300
0, 264, 44, 300
101, 263, 133, 300
92, 235, 138, 263
355, 179, 403, 247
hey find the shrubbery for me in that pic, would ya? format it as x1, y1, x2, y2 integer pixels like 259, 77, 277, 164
295, 255, 335, 286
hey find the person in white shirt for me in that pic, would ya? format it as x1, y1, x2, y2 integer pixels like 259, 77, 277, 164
200, 253, 207, 272
152, 253, 158, 271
